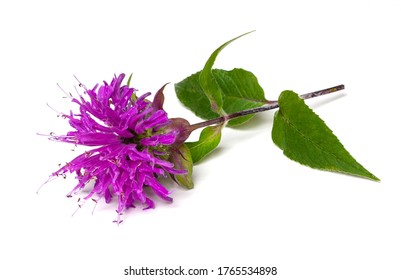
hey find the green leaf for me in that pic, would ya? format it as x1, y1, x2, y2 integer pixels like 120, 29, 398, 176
186, 126, 222, 164
169, 144, 194, 189
175, 68, 267, 126
175, 71, 220, 121
272, 90, 379, 181
214, 68, 267, 126
199, 31, 255, 115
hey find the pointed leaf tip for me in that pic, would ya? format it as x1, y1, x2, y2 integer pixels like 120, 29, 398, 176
153, 83, 169, 111
199, 31, 255, 115
127, 73, 133, 87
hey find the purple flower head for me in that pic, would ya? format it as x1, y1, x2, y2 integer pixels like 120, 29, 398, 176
47, 73, 190, 224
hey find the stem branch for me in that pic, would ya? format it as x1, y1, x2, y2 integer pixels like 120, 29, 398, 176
188, 84, 344, 131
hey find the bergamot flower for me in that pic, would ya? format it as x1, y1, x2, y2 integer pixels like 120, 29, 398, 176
44, 73, 192, 224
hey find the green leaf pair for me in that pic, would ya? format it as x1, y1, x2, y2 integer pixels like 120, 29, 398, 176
174, 31, 379, 182
176, 69, 268, 126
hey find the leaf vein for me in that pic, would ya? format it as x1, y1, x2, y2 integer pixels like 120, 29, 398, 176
279, 110, 351, 168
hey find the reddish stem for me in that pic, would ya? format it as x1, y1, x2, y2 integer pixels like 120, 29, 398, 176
188, 84, 345, 131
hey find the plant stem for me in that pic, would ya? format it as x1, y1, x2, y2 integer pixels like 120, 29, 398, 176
188, 84, 345, 131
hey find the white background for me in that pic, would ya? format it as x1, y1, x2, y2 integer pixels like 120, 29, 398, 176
1, 0, 400, 279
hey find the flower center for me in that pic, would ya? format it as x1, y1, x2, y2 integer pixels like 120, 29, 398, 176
120, 136, 141, 145
119, 129, 171, 159
120, 129, 146, 150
